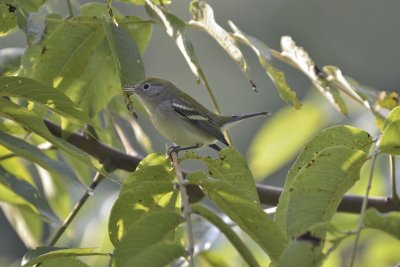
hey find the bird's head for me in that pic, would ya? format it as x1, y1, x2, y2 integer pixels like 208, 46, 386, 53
123, 77, 177, 102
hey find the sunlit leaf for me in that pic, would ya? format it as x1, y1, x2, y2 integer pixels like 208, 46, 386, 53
186, 148, 287, 263
0, 76, 95, 127
189, 1, 254, 89
0, 165, 59, 222
248, 102, 326, 180
278, 146, 368, 239
112, 211, 186, 267
382, 105, 400, 130
280, 36, 348, 115
229, 21, 301, 107
379, 111, 400, 155
376, 91, 399, 110
364, 208, 400, 239
109, 153, 178, 245
22, 247, 104, 267
0, 98, 104, 173
275, 125, 372, 236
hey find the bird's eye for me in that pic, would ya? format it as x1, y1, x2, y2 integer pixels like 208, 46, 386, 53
143, 83, 150, 90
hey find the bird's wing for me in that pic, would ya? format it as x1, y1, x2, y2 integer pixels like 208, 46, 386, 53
171, 101, 229, 146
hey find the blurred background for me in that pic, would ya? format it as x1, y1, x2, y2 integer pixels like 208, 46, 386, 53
1, 0, 400, 266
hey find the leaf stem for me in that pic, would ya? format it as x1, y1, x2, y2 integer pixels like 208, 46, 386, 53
349, 148, 379, 267
389, 155, 400, 205
66, 0, 74, 18
48, 169, 105, 246
170, 152, 194, 267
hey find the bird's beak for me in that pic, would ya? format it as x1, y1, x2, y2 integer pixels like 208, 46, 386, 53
123, 84, 138, 96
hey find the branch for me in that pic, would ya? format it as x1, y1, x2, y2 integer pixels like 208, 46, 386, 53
44, 119, 400, 213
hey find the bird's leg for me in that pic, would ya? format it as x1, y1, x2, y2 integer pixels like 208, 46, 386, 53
167, 143, 202, 158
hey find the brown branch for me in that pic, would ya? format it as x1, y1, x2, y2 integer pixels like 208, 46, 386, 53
44, 120, 400, 214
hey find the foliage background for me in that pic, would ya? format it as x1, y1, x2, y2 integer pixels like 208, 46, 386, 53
1, 0, 400, 266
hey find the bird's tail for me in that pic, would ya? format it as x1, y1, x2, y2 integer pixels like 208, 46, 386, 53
221, 111, 271, 129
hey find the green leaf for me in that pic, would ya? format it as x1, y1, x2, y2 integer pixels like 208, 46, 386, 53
364, 208, 400, 239
192, 204, 260, 267
379, 120, 400, 155
248, 102, 327, 180
196, 251, 231, 267
278, 240, 324, 267
0, 47, 24, 75
275, 125, 372, 234
145, 0, 203, 83
112, 211, 186, 267
0, 76, 95, 127
185, 147, 259, 203
0, 98, 104, 173
22, 247, 104, 267
383, 105, 400, 130
41, 257, 90, 267
376, 91, 399, 110
278, 146, 368, 239
102, 15, 145, 86
109, 153, 178, 245
229, 21, 301, 108
0, 1, 17, 36
186, 148, 287, 263
280, 36, 348, 115
0, 165, 59, 222
189, 1, 254, 88
22, 14, 147, 117
80, 3, 153, 54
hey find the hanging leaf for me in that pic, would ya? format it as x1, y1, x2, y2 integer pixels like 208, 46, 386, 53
275, 125, 372, 235
189, 1, 255, 89
278, 146, 368, 240
145, 0, 203, 83
108, 153, 178, 245
185, 148, 287, 264
378, 120, 400, 155
41, 258, 89, 267
112, 211, 186, 267
277, 240, 324, 267
280, 36, 348, 115
229, 21, 301, 107
0, 98, 105, 174
0, 76, 95, 127
382, 105, 400, 130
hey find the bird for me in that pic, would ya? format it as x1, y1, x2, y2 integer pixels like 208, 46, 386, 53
123, 77, 270, 155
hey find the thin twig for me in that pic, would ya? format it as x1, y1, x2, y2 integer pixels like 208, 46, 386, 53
170, 152, 194, 267
389, 155, 400, 205
48, 169, 106, 246
349, 148, 379, 267
66, 0, 74, 18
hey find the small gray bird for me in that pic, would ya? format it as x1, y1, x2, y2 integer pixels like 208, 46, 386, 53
124, 77, 270, 154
